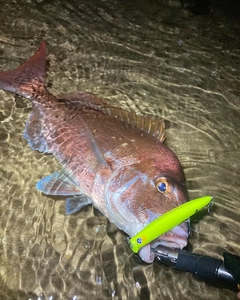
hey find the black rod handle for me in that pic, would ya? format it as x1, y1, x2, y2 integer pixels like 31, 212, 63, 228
174, 250, 239, 292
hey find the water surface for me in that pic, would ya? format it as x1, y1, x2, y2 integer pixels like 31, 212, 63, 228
0, 0, 239, 299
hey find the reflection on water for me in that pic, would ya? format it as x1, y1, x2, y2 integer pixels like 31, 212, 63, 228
0, 0, 240, 299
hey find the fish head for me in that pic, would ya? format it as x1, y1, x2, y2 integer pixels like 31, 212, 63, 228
105, 147, 189, 263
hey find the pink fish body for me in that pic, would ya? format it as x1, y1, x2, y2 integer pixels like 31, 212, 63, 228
0, 42, 189, 262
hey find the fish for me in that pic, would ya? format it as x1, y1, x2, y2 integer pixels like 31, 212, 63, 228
0, 42, 189, 263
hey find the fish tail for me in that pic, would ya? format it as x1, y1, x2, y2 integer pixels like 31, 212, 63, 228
0, 42, 47, 100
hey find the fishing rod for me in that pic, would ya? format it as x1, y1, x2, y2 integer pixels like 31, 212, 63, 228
152, 244, 240, 292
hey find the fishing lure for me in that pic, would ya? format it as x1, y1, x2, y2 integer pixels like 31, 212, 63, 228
129, 196, 212, 253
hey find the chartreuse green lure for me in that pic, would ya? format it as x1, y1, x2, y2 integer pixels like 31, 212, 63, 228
129, 196, 212, 253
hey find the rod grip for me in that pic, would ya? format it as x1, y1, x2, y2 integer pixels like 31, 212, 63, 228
175, 250, 221, 281
174, 250, 239, 291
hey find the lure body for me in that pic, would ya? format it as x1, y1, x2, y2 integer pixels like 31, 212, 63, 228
129, 196, 212, 253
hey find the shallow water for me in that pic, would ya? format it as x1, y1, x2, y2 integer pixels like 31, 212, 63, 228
0, 0, 240, 299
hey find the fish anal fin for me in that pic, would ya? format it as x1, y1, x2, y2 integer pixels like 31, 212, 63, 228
23, 105, 51, 153
0, 42, 46, 99
65, 195, 92, 215
36, 170, 82, 196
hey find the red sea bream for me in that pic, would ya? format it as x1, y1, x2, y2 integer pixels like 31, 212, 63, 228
0, 42, 189, 262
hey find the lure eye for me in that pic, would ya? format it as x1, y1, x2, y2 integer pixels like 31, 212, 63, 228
155, 177, 172, 194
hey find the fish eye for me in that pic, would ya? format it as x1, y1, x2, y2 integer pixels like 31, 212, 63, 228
155, 177, 172, 194
158, 181, 167, 192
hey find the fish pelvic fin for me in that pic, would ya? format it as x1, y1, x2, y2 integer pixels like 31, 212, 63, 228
65, 195, 92, 215
0, 42, 46, 99
36, 170, 82, 196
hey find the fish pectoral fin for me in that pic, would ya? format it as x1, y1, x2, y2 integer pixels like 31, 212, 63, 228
36, 170, 82, 196
73, 116, 111, 174
65, 195, 92, 215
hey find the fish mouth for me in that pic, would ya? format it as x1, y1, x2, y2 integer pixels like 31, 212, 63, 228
138, 222, 189, 263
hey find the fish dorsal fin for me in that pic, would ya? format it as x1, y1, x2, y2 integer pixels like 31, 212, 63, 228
61, 92, 166, 142
60, 91, 104, 108
101, 106, 166, 142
